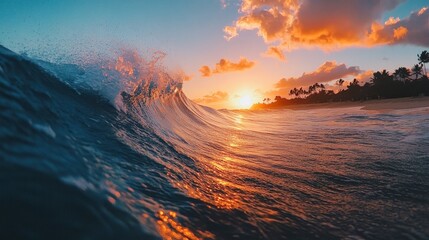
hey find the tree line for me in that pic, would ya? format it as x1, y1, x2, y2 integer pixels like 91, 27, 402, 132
253, 50, 429, 109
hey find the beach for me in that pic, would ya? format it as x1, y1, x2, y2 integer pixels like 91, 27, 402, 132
261, 97, 429, 111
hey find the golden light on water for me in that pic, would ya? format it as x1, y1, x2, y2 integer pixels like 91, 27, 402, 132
156, 210, 214, 240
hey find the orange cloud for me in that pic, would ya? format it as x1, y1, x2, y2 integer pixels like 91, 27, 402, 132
199, 66, 211, 77
385, 17, 400, 25
418, 7, 428, 15
265, 46, 286, 61
224, 26, 238, 40
226, 1, 428, 51
275, 61, 361, 89
268, 61, 362, 96
368, 8, 428, 46
355, 70, 374, 83
194, 91, 229, 104
393, 26, 408, 40
200, 57, 255, 77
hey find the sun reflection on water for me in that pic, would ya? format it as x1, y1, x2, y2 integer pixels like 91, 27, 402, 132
234, 114, 243, 124
156, 210, 214, 240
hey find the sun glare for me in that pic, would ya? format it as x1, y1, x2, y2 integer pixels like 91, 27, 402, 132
237, 95, 254, 109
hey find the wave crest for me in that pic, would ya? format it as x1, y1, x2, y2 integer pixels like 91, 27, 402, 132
102, 49, 183, 109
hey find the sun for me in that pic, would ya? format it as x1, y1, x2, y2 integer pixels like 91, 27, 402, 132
237, 95, 254, 109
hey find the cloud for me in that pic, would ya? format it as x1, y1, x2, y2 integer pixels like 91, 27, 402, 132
199, 66, 211, 77
368, 7, 429, 46
194, 91, 229, 104
355, 70, 374, 83
267, 61, 362, 96
275, 61, 362, 89
393, 26, 408, 40
199, 57, 255, 77
265, 46, 286, 61
385, 17, 400, 25
419, 7, 428, 15
225, 1, 428, 50
224, 26, 238, 40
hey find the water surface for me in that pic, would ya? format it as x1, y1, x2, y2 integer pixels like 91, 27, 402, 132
1, 46, 428, 239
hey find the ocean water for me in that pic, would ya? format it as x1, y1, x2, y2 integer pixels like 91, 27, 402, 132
1, 45, 428, 239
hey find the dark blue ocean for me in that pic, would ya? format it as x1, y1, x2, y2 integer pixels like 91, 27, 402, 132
1, 46, 428, 239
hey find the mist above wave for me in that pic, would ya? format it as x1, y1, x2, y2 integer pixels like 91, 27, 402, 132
29, 47, 186, 110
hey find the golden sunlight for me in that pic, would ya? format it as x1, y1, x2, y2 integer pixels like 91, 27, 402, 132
236, 95, 254, 109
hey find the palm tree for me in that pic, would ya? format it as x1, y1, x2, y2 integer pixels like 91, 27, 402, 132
418, 50, 429, 76
290, 88, 304, 98
371, 70, 392, 85
308, 85, 315, 94
335, 79, 345, 94
411, 64, 423, 80
307, 83, 326, 94
350, 79, 360, 87
393, 67, 410, 81
393, 69, 400, 81
298, 87, 305, 97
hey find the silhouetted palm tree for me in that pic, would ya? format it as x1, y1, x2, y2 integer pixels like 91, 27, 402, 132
307, 83, 327, 94
337, 79, 345, 86
411, 64, 423, 80
371, 70, 392, 85
349, 79, 360, 87
335, 79, 345, 94
393, 67, 410, 81
418, 50, 429, 76
298, 87, 305, 97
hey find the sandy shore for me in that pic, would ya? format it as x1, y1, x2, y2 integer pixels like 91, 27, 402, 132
275, 97, 429, 111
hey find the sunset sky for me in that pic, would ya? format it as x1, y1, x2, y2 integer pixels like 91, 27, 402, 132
1, 0, 428, 109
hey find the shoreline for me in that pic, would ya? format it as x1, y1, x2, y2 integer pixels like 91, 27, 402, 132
251, 97, 429, 111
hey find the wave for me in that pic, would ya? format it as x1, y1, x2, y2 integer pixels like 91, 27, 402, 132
0, 45, 240, 239
2, 45, 429, 240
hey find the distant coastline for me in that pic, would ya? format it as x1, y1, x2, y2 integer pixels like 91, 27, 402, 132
251, 96, 429, 111
252, 50, 429, 111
